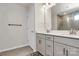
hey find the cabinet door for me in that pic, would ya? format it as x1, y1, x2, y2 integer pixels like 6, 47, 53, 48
46, 39, 53, 56
36, 34, 45, 55
68, 46, 79, 56
54, 42, 66, 56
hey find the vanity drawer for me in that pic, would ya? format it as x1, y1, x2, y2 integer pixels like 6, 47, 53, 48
36, 33, 45, 39
54, 36, 79, 48
46, 39, 53, 56
46, 50, 53, 56
46, 35, 53, 40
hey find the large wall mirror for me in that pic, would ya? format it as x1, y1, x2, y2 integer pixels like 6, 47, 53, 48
51, 3, 79, 30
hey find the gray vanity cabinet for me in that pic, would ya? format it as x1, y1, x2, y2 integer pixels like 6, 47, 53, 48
54, 42, 66, 56
36, 33, 79, 56
36, 34, 53, 56
36, 33, 45, 55
45, 35, 53, 56
54, 42, 79, 56
54, 36, 79, 56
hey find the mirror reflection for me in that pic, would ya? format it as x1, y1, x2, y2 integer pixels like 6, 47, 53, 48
51, 3, 79, 30
57, 11, 79, 30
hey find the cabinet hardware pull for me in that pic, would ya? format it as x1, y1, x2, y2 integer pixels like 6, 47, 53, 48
66, 50, 68, 56
39, 40, 41, 44
63, 48, 65, 55
47, 37, 51, 39
48, 45, 51, 47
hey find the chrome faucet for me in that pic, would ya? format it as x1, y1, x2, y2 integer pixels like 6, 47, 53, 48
69, 28, 76, 35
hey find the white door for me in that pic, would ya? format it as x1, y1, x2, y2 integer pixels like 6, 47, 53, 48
27, 4, 36, 52
54, 42, 66, 56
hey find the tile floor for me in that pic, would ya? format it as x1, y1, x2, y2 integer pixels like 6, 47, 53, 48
0, 46, 33, 56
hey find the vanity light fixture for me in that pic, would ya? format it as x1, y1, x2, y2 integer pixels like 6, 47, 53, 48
42, 3, 56, 9
47, 3, 56, 9
42, 3, 46, 8
42, 4, 46, 8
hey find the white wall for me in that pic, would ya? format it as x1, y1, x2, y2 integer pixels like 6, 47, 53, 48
0, 4, 28, 52
35, 3, 52, 32
51, 6, 57, 30
45, 8, 52, 32
35, 4, 45, 32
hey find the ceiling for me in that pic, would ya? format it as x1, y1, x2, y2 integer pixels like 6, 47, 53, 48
18, 3, 33, 7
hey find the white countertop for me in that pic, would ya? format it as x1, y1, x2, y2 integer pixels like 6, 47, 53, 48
36, 30, 79, 39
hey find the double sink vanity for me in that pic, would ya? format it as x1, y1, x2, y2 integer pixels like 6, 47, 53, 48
36, 3, 79, 56
36, 31, 79, 56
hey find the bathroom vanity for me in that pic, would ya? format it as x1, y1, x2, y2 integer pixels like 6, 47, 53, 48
36, 31, 79, 56
36, 3, 79, 56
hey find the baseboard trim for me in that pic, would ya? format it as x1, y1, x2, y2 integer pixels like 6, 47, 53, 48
29, 45, 36, 52
0, 44, 29, 53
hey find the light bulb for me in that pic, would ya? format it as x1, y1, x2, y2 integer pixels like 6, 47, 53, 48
42, 5, 46, 8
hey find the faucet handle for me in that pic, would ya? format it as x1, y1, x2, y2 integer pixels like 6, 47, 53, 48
70, 28, 73, 34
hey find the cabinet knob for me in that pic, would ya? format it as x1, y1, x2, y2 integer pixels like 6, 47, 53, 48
39, 40, 41, 44
47, 37, 51, 39
47, 45, 51, 47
